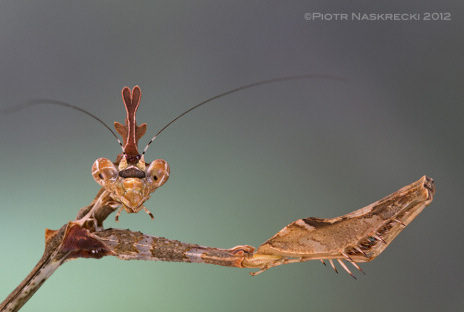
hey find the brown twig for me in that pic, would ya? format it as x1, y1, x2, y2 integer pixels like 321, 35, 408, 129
0, 176, 435, 312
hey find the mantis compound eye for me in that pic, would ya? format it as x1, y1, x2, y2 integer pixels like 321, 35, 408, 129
92, 158, 119, 186
146, 159, 170, 190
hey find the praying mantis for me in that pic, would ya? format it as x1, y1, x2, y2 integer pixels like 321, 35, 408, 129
0, 79, 435, 312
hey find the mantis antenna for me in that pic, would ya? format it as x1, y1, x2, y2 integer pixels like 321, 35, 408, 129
2, 99, 124, 153
2, 74, 344, 155
142, 74, 345, 155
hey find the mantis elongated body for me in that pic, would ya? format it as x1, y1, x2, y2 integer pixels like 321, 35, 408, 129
0, 82, 435, 312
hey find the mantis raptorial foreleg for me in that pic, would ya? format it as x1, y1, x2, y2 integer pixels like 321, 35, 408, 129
243, 175, 435, 277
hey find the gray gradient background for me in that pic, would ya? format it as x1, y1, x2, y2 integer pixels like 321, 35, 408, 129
0, 1, 462, 312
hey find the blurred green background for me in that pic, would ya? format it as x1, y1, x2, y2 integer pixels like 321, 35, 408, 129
0, 1, 462, 311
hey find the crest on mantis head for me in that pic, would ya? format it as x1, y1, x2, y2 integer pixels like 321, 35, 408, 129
91, 86, 170, 222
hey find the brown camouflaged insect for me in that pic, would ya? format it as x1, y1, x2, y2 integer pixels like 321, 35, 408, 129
87, 84, 435, 278
0, 78, 435, 312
